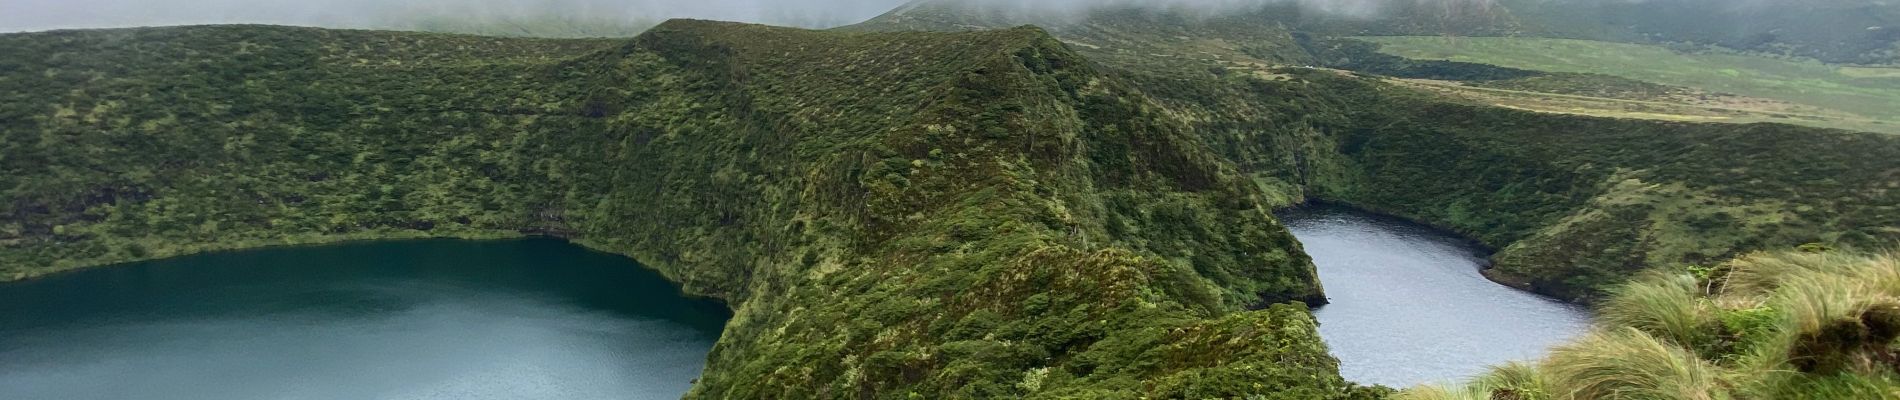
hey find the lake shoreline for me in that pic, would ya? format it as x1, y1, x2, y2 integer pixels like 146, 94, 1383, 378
1281, 204, 1590, 387
1278, 199, 1591, 306
0, 239, 730, 399
0, 231, 736, 309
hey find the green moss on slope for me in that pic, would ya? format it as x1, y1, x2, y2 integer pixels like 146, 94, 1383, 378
1204, 69, 1900, 303
857, 7, 1900, 303
0, 22, 1383, 398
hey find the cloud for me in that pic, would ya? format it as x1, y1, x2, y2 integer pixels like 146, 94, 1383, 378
910, 0, 1507, 19
0, 0, 913, 33
0, 0, 1838, 34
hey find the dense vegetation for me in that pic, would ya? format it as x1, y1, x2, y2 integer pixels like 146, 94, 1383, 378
0, 26, 623, 278
1186, 67, 1898, 302
1293, 35, 1545, 82
395, 14, 657, 38
1404, 248, 1900, 399
0, 22, 1393, 398
858, 2, 1900, 303
6, 1, 1899, 398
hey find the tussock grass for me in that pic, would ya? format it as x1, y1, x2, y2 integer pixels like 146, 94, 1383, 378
1720, 251, 1867, 296
1393, 363, 1556, 400
1544, 328, 1724, 400
1407, 249, 1900, 399
1600, 272, 1717, 350
1390, 385, 1491, 400
1473, 362, 1557, 400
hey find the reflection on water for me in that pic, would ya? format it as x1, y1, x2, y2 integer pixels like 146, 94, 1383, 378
1280, 205, 1589, 388
0, 239, 729, 400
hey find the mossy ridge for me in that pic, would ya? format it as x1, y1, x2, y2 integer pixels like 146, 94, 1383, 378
856, 7, 1900, 303
588, 20, 1356, 398
0, 21, 1377, 398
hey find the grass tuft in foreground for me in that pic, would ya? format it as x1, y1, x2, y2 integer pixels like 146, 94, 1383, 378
1401, 249, 1900, 400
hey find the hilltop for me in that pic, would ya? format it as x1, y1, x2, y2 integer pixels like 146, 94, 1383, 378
0, 21, 1385, 398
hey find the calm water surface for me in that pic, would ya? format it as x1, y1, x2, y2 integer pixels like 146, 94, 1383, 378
0, 238, 729, 400
1280, 205, 1589, 388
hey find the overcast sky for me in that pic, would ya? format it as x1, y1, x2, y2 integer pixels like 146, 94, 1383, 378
0, 0, 917, 32
0, 0, 1517, 33
1, 0, 1817, 34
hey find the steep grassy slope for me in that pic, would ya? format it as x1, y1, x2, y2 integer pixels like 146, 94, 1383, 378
1277, 76, 1900, 302
1145, 62, 1900, 302
855, 6, 1900, 303
0, 26, 623, 277
0, 22, 1389, 398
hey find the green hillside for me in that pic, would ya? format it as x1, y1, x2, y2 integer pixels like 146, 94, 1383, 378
1362, 36, 1900, 126
393, 14, 658, 38
1499, 0, 1900, 66
1167, 65, 1900, 303
5, 2, 1900, 398
855, 4, 1900, 303
0, 22, 1389, 398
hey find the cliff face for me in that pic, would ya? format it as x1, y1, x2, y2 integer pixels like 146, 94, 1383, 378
0, 22, 1378, 398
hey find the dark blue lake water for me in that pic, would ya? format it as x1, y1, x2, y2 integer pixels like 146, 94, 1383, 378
0, 238, 729, 400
